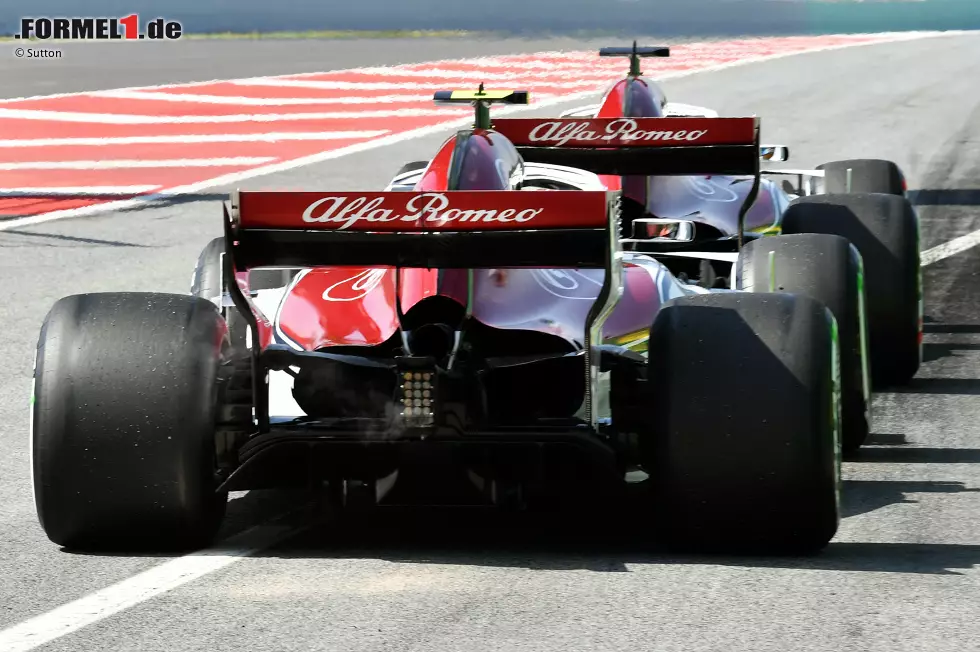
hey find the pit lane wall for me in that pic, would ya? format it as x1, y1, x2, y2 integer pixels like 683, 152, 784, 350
2, 0, 978, 36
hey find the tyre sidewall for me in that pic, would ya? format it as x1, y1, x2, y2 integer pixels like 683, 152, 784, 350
33, 294, 228, 549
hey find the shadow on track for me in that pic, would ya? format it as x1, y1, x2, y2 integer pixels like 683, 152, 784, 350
865, 432, 910, 446
923, 342, 980, 363
887, 378, 980, 396
923, 323, 980, 334
0, 192, 229, 225
908, 189, 980, 207
55, 478, 980, 575
118, 193, 229, 214
0, 230, 152, 248
852, 447, 980, 464
842, 479, 980, 518
227, 477, 980, 576
249, 506, 980, 576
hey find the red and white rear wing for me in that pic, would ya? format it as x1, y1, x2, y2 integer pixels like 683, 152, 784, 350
235, 190, 610, 231
222, 188, 624, 431
225, 189, 622, 270
492, 116, 761, 176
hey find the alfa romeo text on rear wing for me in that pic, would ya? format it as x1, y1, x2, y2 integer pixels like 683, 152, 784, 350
492, 116, 760, 176
222, 189, 624, 429
225, 189, 620, 269
492, 116, 761, 245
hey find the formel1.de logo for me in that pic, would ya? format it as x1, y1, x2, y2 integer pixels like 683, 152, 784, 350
14, 15, 183, 40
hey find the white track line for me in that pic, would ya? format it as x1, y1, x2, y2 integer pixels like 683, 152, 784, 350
0, 522, 302, 652
0, 158, 275, 170
921, 232, 980, 266
0, 107, 460, 124
0, 30, 973, 234
0, 131, 389, 147
0, 186, 159, 197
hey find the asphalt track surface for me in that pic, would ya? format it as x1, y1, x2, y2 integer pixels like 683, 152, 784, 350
2, 33, 980, 651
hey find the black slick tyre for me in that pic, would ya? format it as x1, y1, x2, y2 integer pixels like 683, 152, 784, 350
32, 292, 229, 551
735, 233, 870, 452
388, 161, 430, 190
190, 236, 229, 300
644, 292, 841, 553
781, 193, 921, 387
816, 159, 906, 195
395, 161, 429, 176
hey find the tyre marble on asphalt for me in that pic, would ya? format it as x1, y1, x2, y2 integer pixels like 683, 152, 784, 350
1, 33, 980, 652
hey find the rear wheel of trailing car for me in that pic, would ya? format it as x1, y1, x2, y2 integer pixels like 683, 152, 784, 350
32, 292, 229, 551
735, 233, 870, 452
815, 159, 906, 195
643, 292, 841, 553
193, 236, 294, 297
388, 161, 430, 190
395, 161, 429, 176
191, 236, 291, 350
781, 193, 921, 387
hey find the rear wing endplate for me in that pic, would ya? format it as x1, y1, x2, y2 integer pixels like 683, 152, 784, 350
222, 189, 624, 431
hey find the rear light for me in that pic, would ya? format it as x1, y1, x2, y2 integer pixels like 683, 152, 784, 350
399, 370, 435, 426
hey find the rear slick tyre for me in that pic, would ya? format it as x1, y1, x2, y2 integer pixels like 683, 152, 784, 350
816, 159, 906, 196
644, 292, 842, 553
781, 193, 921, 387
32, 292, 229, 552
735, 233, 870, 453
191, 236, 291, 352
